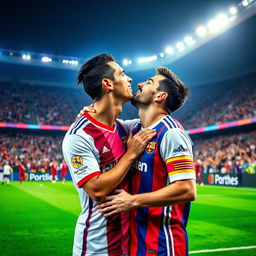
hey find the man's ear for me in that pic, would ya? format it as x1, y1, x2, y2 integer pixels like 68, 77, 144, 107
102, 78, 113, 92
154, 91, 168, 103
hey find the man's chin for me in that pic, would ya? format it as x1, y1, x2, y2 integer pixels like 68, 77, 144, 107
130, 97, 138, 107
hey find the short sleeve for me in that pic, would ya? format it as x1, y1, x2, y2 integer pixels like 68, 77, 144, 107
117, 118, 140, 134
62, 133, 101, 188
160, 128, 196, 183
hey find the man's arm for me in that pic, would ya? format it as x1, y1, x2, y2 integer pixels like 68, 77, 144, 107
63, 129, 156, 202
83, 129, 156, 202
97, 179, 196, 216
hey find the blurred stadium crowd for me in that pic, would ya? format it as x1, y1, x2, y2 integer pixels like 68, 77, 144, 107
1, 73, 255, 128
0, 133, 63, 173
173, 72, 256, 128
0, 72, 255, 175
194, 130, 256, 174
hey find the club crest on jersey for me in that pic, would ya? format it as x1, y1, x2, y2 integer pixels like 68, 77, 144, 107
71, 156, 83, 169
146, 142, 156, 154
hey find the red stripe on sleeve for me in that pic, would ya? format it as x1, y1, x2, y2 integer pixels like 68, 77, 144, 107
166, 161, 175, 173
77, 171, 101, 188
168, 159, 194, 173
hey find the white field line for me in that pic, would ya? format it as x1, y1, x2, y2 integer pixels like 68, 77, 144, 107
189, 245, 256, 254
203, 185, 256, 191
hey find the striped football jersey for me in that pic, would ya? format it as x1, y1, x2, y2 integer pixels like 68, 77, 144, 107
62, 112, 138, 256
129, 115, 196, 256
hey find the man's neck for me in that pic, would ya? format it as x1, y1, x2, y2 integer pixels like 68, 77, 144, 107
138, 105, 168, 128
89, 95, 124, 127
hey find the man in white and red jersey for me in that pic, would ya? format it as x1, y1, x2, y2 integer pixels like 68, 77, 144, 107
50, 158, 58, 183
98, 67, 196, 256
60, 159, 69, 183
17, 160, 26, 184
195, 158, 204, 185
62, 54, 155, 256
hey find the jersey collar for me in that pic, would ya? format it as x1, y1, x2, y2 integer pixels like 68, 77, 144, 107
84, 112, 116, 132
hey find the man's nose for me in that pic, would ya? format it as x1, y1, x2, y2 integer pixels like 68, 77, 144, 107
138, 83, 143, 88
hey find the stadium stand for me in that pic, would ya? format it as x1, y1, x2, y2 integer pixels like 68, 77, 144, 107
174, 72, 256, 128
1, 72, 255, 128
193, 130, 256, 174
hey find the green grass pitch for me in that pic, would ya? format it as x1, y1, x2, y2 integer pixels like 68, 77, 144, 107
0, 182, 255, 256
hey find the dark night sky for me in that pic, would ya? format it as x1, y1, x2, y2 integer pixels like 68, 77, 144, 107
1, 0, 256, 85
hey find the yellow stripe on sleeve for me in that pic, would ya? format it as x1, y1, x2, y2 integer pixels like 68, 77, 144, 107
166, 155, 193, 164
168, 169, 195, 176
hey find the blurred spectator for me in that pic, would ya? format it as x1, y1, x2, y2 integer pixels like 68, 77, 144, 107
17, 160, 26, 184
2, 161, 13, 185
50, 158, 59, 183
194, 158, 204, 185
60, 159, 69, 183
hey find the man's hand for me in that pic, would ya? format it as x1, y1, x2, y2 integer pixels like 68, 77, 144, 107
126, 129, 156, 159
77, 104, 96, 118
97, 189, 134, 217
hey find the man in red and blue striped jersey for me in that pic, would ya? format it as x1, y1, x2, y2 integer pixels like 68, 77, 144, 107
98, 67, 197, 256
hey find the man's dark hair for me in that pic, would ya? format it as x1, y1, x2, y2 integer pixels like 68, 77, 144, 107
156, 66, 189, 113
77, 53, 116, 101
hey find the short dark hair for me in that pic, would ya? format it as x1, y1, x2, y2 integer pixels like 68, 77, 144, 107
77, 53, 116, 101
156, 66, 189, 113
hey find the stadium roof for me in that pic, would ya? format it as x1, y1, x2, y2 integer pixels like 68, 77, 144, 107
1, 0, 256, 86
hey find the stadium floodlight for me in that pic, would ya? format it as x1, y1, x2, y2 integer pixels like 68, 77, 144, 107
165, 46, 174, 54
176, 42, 185, 52
128, 60, 132, 65
196, 26, 207, 37
159, 52, 165, 58
70, 60, 79, 65
229, 6, 238, 15
22, 54, 31, 61
62, 59, 79, 65
215, 13, 229, 26
137, 55, 158, 64
123, 59, 129, 66
242, 0, 249, 6
207, 19, 220, 33
42, 56, 52, 63
184, 36, 195, 46
208, 13, 229, 33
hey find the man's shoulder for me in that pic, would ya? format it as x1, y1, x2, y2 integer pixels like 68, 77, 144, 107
62, 129, 95, 154
66, 115, 93, 136
160, 115, 184, 130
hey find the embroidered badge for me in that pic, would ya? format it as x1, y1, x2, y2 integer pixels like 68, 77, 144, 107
71, 156, 83, 169
145, 142, 156, 154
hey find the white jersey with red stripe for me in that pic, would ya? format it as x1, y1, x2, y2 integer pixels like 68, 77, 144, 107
129, 115, 196, 256
62, 112, 138, 256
